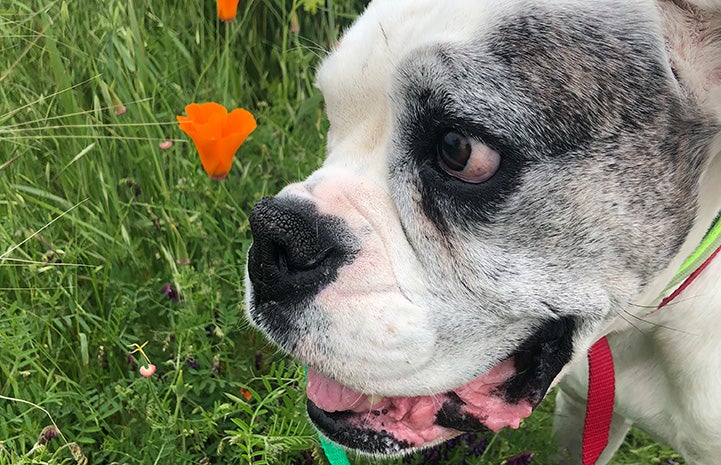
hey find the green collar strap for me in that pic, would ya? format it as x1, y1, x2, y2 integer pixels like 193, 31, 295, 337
320, 435, 350, 465
665, 210, 721, 293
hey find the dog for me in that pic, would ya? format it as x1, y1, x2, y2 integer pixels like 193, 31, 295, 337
244, 1, 721, 463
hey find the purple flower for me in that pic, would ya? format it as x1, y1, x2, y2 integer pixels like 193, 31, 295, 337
504, 452, 534, 465
186, 358, 200, 370
38, 425, 60, 445
124, 180, 141, 197
161, 283, 181, 302
466, 433, 489, 457
127, 354, 137, 371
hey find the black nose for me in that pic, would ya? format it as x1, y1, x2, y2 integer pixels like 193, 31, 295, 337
247, 196, 358, 310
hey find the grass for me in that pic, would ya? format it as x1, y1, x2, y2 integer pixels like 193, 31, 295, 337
0, 1, 685, 464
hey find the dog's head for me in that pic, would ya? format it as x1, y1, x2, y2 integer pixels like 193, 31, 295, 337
245, 0, 717, 455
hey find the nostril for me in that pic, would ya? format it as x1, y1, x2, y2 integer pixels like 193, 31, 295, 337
275, 246, 289, 275
264, 231, 336, 274
295, 247, 335, 271
271, 242, 333, 274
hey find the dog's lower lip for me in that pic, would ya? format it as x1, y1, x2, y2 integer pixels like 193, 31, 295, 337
305, 359, 534, 451
306, 399, 414, 454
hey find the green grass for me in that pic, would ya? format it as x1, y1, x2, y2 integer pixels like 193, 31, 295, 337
0, 1, 686, 464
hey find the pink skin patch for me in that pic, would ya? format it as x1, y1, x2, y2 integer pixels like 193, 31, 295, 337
306, 359, 533, 447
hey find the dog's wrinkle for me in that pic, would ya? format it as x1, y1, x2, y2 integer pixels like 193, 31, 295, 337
379, 22, 390, 50
335, 186, 419, 304
540, 301, 562, 316
397, 218, 425, 262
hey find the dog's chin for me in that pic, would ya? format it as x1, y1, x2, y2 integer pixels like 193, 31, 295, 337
305, 317, 576, 455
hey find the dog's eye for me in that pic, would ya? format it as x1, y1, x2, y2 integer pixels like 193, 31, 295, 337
437, 131, 500, 183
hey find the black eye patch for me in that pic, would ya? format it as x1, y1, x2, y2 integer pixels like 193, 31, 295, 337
391, 92, 528, 231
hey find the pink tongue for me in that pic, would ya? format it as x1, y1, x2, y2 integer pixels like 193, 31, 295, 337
306, 360, 534, 446
306, 369, 380, 413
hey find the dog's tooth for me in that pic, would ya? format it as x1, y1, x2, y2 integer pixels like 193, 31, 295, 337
367, 394, 382, 405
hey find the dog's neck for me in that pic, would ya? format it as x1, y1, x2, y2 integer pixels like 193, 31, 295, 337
628, 132, 721, 314
622, 1, 721, 313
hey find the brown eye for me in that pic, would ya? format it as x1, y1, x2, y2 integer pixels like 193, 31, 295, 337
437, 131, 501, 183
438, 131, 472, 171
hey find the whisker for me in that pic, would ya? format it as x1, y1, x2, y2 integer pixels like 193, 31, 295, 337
624, 309, 691, 334
620, 301, 696, 335
609, 306, 648, 336
404, 357, 446, 410
625, 302, 659, 310
628, 294, 701, 311
289, 39, 329, 60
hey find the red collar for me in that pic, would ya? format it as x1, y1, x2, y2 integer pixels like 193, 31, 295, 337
582, 242, 721, 465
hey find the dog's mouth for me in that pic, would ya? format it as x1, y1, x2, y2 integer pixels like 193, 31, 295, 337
305, 316, 576, 455
306, 359, 531, 454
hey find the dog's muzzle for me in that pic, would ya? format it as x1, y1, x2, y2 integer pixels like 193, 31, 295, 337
246, 195, 359, 335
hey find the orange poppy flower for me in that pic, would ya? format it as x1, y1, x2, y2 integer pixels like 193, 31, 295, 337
217, 0, 240, 22
177, 102, 256, 180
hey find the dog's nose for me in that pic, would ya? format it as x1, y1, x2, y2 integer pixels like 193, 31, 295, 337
246, 196, 358, 307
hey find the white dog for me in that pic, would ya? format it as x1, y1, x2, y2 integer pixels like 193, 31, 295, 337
244, 1, 721, 464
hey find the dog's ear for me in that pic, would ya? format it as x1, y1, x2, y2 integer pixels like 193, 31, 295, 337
660, 0, 721, 123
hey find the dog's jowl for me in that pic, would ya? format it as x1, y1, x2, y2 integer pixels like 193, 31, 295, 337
245, 1, 721, 464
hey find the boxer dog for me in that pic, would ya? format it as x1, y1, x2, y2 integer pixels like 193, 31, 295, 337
244, 0, 721, 463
